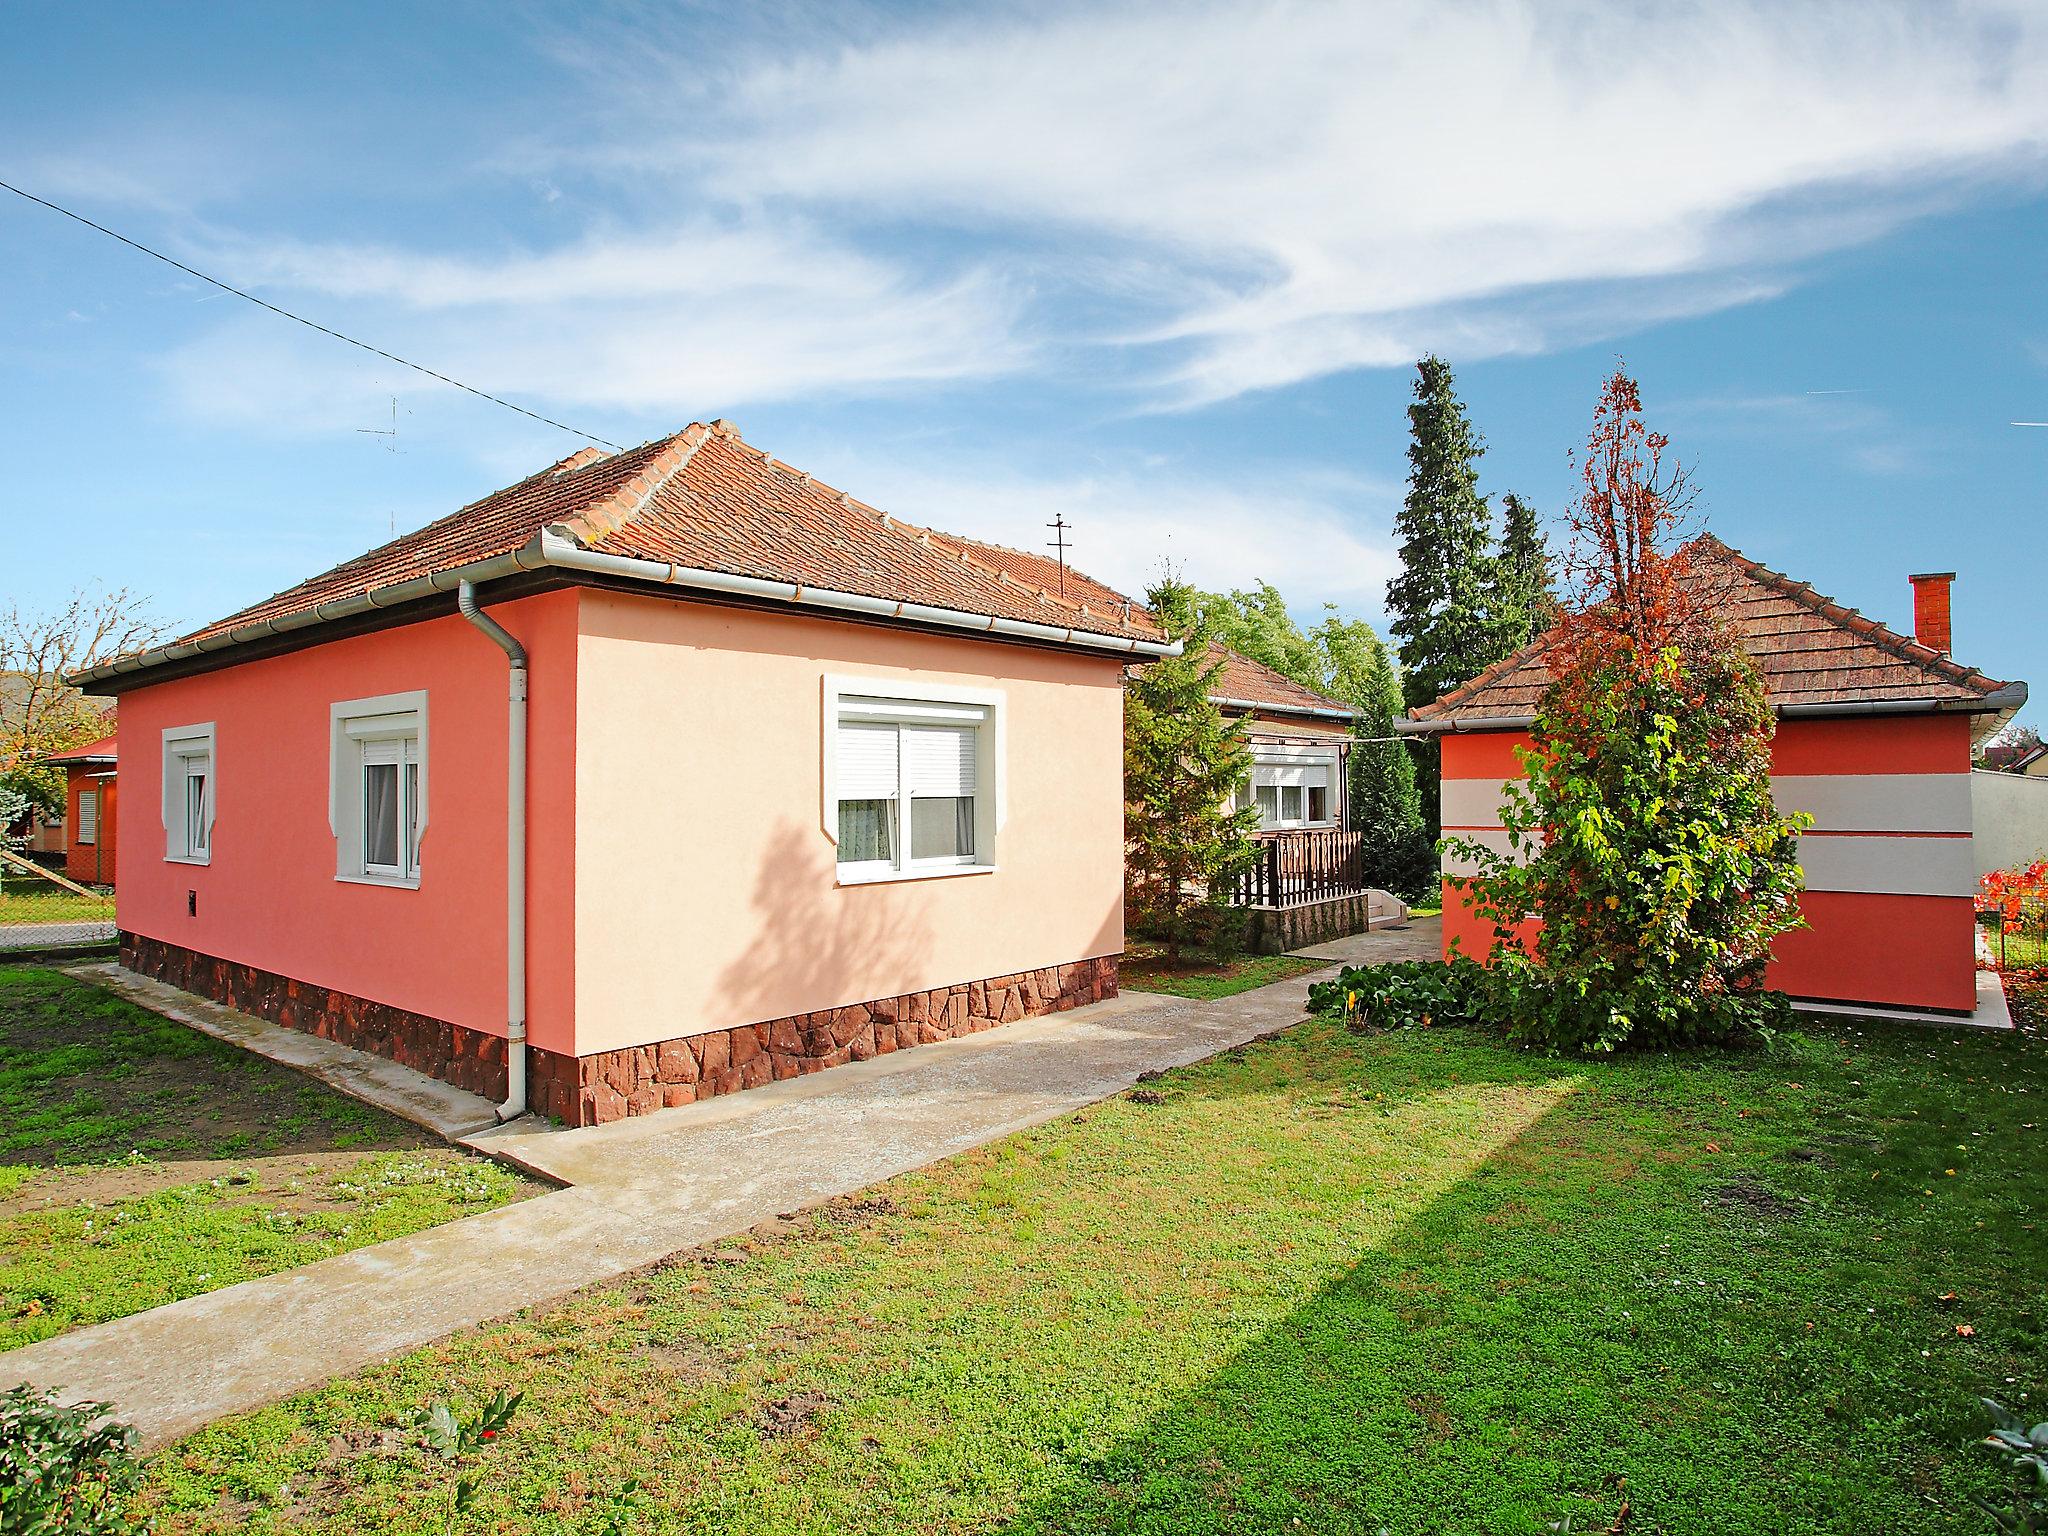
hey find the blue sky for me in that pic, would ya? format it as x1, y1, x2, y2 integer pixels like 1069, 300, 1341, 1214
5, 1, 2044, 729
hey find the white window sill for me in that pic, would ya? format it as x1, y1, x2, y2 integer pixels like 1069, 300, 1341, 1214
837, 863, 997, 888
163, 854, 212, 867
335, 872, 421, 891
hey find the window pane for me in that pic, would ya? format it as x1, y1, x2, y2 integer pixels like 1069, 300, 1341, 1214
1307, 784, 1327, 823
364, 761, 399, 869
1255, 784, 1280, 827
1280, 784, 1303, 822
838, 798, 896, 864
911, 795, 973, 859
187, 772, 208, 854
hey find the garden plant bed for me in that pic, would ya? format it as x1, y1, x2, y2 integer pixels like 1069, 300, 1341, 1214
135, 1008, 2043, 1534
1119, 940, 1329, 999
0, 968, 541, 1349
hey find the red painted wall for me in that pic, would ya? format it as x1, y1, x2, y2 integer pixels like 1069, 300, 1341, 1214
1437, 714, 1980, 1013
64, 768, 116, 886
113, 590, 579, 1055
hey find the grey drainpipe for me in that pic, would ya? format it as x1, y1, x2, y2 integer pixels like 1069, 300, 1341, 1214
457, 581, 529, 1122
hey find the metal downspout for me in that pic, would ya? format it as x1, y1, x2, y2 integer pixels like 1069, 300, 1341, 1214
457, 581, 529, 1122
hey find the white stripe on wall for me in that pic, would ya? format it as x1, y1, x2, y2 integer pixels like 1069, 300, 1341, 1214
1795, 833, 1975, 898
1772, 774, 1972, 834
1440, 827, 1529, 875
1440, 777, 1512, 831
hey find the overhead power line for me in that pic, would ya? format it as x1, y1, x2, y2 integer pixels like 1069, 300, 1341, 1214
0, 177, 627, 452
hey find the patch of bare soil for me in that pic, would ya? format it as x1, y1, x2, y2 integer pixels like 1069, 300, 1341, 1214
0, 1149, 513, 1218
758, 1390, 831, 1441
1710, 1175, 1804, 1221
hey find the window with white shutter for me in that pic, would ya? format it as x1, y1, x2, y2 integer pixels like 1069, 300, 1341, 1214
162, 722, 215, 864
331, 692, 427, 886
77, 790, 98, 846
827, 682, 1001, 882
1248, 755, 1337, 830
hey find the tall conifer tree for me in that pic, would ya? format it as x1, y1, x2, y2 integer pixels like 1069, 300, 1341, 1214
1386, 355, 1501, 831
1124, 577, 1261, 964
1348, 641, 1435, 899
1492, 492, 1556, 650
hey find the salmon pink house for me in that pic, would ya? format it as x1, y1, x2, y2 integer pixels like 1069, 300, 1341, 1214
1402, 538, 2026, 1016
72, 421, 1174, 1125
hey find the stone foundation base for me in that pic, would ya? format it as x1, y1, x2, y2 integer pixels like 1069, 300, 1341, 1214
1242, 889, 1408, 953
119, 932, 509, 1098
530, 955, 1119, 1126
116, 934, 1118, 1129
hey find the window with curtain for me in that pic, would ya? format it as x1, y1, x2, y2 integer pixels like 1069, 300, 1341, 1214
833, 693, 990, 877
331, 693, 427, 886
1250, 758, 1336, 830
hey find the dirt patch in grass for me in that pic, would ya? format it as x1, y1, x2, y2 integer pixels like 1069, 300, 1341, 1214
1709, 1175, 1805, 1221
758, 1391, 832, 1441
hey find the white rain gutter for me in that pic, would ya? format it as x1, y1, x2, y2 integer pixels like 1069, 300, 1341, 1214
67, 532, 1178, 691
456, 580, 529, 1123
529, 531, 1183, 657
1211, 695, 1355, 721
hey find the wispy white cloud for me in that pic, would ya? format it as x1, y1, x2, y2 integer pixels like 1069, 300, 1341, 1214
799, 445, 1405, 618
96, 0, 2048, 429
1663, 390, 1932, 476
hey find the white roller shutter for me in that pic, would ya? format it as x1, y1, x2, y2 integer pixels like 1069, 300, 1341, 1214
837, 722, 900, 799
905, 725, 976, 797
1253, 762, 1329, 789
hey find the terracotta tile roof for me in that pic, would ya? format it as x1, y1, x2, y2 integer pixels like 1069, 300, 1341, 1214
46, 731, 118, 764
1410, 535, 2021, 727
187, 423, 1159, 646
1206, 645, 1355, 718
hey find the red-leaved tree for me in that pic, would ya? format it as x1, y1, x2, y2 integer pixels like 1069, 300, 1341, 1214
1445, 370, 1809, 1050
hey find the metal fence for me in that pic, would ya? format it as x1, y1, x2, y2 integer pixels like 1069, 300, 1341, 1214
1982, 895, 2048, 971
0, 851, 116, 953
1225, 828, 1371, 910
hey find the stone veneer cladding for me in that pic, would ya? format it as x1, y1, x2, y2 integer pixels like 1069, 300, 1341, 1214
529, 956, 1119, 1126
118, 933, 1117, 1128
121, 932, 509, 1097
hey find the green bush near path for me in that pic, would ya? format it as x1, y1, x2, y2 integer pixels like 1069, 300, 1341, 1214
139, 1010, 2044, 1535
0, 968, 539, 1349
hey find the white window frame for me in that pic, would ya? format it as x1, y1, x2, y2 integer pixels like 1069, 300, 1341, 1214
822, 676, 1003, 886
1248, 747, 1341, 832
76, 789, 97, 846
330, 691, 428, 888
161, 722, 216, 865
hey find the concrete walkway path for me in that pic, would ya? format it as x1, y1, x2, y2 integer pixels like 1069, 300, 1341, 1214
1290, 912, 1442, 966
5, 962, 1355, 1448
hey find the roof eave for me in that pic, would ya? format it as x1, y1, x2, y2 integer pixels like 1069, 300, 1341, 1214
1211, 694, 1356, 722
68, 529, 1180, 692
1401, 684, 2027, 737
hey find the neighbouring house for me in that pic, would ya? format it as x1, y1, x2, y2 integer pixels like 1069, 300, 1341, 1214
47, 732, 117, 886
2010, 742, 2048, 777
1401, 539, 2027, 1015
1207, 646, 1355, 834
70, 421, 1175, 1125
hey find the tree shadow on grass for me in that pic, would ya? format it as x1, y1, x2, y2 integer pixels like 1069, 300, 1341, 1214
983, 1032, 2014, 1536
0, 968, 429, 1168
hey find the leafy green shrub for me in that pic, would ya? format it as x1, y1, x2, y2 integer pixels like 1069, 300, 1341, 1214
1308, 957, 1484, 1031
0, 1385, 146, 1535
1975, 1397, 2048, 1533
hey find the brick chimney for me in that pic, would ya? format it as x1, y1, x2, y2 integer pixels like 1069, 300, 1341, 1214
1909, 571, 1955, 655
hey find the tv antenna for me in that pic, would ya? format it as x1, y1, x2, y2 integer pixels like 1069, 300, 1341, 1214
357, 396, 407, 535
1045, 513, 1072, 596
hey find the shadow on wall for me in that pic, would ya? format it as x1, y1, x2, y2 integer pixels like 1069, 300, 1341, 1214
713, 820, 935, 1031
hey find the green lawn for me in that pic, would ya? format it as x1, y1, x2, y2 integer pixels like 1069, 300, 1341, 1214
136, 1004, 2044, 1534
0, 968, 539, 1349
1120, 941, 1329, 999
0, 866, 114, 928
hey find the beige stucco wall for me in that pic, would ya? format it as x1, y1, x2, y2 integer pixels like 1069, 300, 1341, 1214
1972, 768, 2048, 876
571, 590, 1128, 1056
